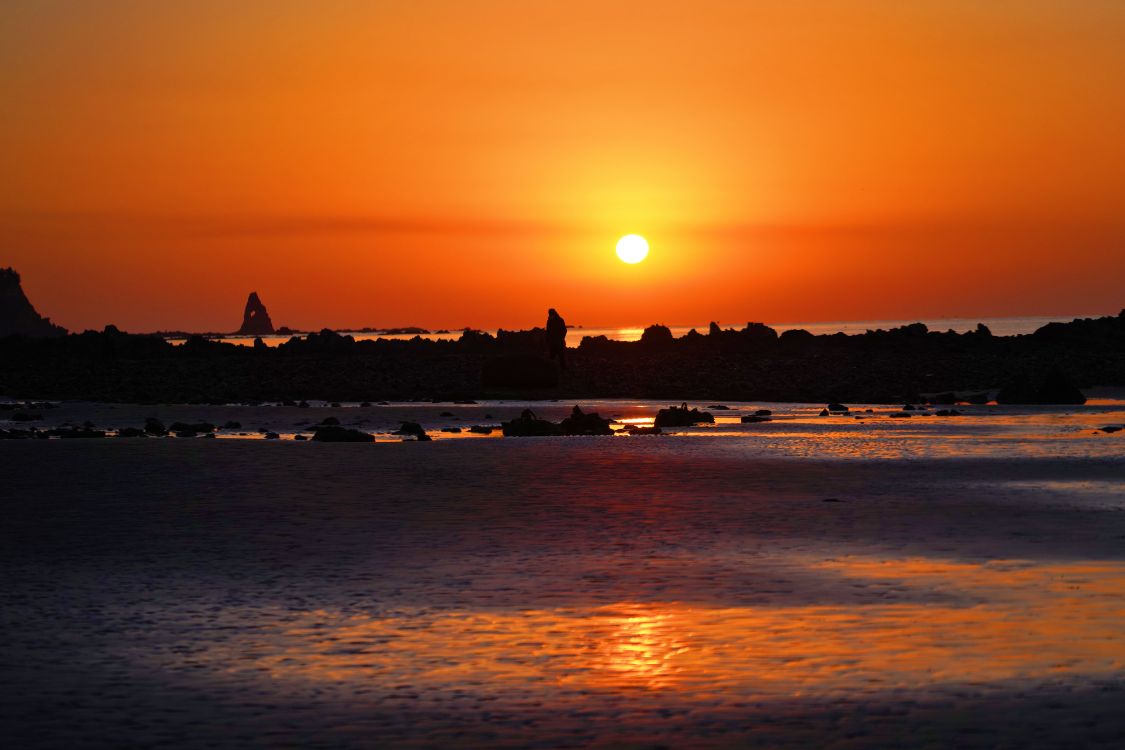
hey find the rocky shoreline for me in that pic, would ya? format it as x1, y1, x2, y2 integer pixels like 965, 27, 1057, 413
0, 311, 1121, 404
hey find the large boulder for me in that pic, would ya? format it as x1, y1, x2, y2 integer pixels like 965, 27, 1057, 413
502, 409, 563, 437
559, 406, 613, 436
311, 425, 375, 442
654, 404, 715, 428
0, 268, 67, 338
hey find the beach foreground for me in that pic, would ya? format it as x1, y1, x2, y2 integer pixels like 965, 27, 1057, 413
2, 400, 1125, 748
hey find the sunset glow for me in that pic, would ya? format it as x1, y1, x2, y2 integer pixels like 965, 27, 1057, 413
2, 2, 1124, 332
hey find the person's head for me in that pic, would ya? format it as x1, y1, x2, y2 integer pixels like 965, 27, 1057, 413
548, 308, 558, 317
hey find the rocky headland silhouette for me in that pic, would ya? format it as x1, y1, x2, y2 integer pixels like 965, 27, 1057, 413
0, 268, 66, 338
1, 297, 1121, 404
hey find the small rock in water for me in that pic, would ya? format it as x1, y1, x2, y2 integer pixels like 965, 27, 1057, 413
312, 425, 375, 442
394, 422, 432, 441
264, 432, 280, 440
1100, 425, 1122, 434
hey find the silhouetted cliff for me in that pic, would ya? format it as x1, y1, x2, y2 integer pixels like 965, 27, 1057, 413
0, 268, 66, 338
0, 311, 1121, 403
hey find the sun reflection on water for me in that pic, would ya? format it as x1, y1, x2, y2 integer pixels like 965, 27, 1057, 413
203, 558, 1125, 701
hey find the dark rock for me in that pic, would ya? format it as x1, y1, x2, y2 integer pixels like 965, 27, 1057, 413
169, 422, 215, 433
360, 401, 372, 408
319, 416, 340, 426
311, 425, 375, 442
468, 425, 493, 434
827, 402, 849, 413
903, 404, 917, 411
997, 369, 1086, 405
264, 431, 280, 440
965, 392, 990, 404
935, 409, 962, 417
640, 324, 675, 347
819, 409, 830, 417
654, 404, 715, 428
294, 434, 308, 440
754, 409, 772, 416
708, 404, 731, 410
440, 427, 463, 433
888, 412, 912, 418
625, 425, 662, 435
144, 418, 167, 436
439, 411, 455, 417
741, 415, 772, 423
298, 401, 310, 409
0, 267, 67, 337
1099, 425, 1122, 434
394, 422, 431, 441
502, 409, 563, 437
117, 427, 146, 437
559, 405, 613, 436
237, 292, 275, 335
54, 428, 106, 438
482, 354, 559, 389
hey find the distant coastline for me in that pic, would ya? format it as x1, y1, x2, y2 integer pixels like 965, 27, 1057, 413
154, 313, 1105, 347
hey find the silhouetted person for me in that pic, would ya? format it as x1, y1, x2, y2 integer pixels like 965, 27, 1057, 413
546, 308, 567, 369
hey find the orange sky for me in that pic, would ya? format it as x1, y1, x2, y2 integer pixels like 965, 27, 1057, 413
2, 1, 1124, 332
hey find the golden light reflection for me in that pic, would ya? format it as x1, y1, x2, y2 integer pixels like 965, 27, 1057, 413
208, 558, 1125, 699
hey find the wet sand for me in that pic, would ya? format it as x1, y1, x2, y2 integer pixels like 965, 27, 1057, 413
2, 402, 1125, 748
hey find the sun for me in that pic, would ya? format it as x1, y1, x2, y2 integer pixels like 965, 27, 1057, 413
616, 234, 649, 264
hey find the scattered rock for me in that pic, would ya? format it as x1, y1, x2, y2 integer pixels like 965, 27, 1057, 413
502, 409, 563, 437
469, 425, 494, 435
935, 409, 962, 417
169, 421, 215, 433
559, 405, 613, 436
741, 415, 772, 423
440, 427, 463, 433
311, 425, 375, 442
888, 412, 912, 418
394, 422, 432, 441
654, 404, 715, 428
264, 432, 280, 440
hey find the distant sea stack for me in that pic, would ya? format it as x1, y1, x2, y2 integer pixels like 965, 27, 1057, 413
0, 268, 67, 338
237, 292, 275, 335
